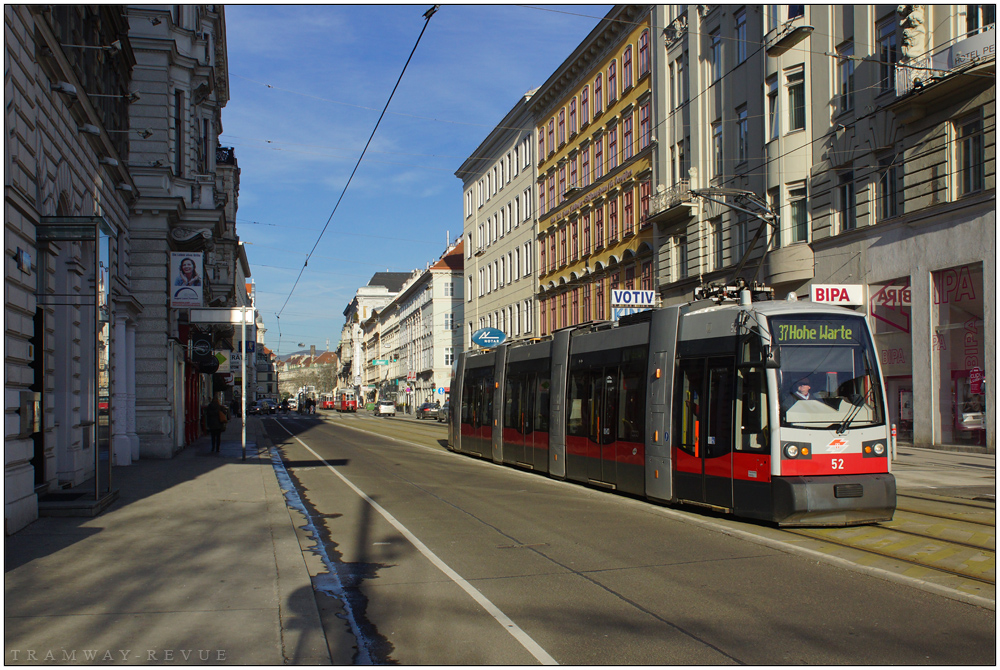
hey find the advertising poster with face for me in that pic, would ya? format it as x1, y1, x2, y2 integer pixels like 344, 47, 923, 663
170, 252, 204, 307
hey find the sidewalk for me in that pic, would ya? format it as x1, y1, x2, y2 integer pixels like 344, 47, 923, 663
4, 417, 331, 665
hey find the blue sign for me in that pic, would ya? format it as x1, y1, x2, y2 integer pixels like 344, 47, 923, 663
471, 327, 507, 348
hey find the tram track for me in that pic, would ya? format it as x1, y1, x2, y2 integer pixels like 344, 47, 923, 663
783, 504, 996, 587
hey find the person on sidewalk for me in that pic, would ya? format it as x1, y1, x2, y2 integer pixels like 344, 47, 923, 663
205, 394, 228, 453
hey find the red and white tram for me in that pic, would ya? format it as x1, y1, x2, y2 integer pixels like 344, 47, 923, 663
335, 389, 358, 413
448, 286, 895, 527
319, 393, 336, 410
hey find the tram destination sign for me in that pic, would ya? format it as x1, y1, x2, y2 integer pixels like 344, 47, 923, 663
774, 318, 861, 344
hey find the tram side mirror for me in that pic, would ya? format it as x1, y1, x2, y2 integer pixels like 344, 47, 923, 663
738, 334, 780, 369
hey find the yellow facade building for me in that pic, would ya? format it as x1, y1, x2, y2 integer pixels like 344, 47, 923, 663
530, 6, 655, 334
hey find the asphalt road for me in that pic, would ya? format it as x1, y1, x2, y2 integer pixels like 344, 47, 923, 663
262, 412, 996, 665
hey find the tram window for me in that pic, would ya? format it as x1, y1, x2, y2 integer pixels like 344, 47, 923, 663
567, 371, 591, 437
706, 364, 734, 458
536, 375, 550, 433
674, 360, 703, 456
504, 377, 519, 431
738, 369, 768, 451
619, 365, 645, 442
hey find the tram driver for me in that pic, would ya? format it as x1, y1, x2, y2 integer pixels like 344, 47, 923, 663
781, 375, 814, 417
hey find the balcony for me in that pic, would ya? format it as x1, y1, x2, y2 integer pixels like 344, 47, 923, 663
647, 180, 695, 226
896, 23, 995, 97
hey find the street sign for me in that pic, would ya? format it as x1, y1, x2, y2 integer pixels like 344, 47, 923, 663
372, 359, 389, 365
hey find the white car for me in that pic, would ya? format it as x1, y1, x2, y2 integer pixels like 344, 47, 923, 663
376, 399, 395, 417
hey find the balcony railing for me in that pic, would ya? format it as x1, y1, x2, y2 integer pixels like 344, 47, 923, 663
896, 23, 995, 97
648, 179, 694, 221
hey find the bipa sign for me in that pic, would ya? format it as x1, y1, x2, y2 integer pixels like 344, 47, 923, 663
811, 284, 863, 306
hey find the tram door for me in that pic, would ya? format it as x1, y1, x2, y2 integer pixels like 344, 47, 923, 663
503, 373, 531, 467
673, 357, 735, 509
587, 369, 619, 486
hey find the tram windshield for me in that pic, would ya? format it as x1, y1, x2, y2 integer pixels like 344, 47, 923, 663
770, 315, 885, 430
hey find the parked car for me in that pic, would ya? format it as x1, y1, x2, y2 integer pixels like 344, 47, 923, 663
255, 399, 277, 415
376, 399, 396, 417
437, 401, 450, 423
416, 402, 438, 420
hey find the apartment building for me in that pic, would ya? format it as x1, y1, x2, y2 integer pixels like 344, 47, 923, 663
456, 93, 538, 345
647, 5, 993, 451
530, 5, 657, 333
337, 272, 410, 397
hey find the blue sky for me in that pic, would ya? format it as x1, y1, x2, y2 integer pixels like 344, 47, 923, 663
221, 4, 611, 356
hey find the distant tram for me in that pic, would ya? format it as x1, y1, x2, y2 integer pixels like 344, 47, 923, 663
335, 389, 358, 413
319, 393, 336, 410
448, 284, 895, 527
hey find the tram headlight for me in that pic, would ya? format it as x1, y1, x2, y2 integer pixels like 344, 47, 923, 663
863, 439, 887, 458
782, 441, 812, 460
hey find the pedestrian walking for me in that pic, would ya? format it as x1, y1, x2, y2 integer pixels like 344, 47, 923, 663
205, 393, 228, 453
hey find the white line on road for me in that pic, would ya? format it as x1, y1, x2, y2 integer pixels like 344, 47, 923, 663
272, 421, 558, 665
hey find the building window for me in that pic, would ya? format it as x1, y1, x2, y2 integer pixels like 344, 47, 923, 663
608, 60, 617, 102
595, 207, 604, 248
767, 75, 779, 140
966, 4, 997, 32
957, 113, 986, 196
878, 155, 899, 220
548, 174, 556, 211
735, 10, 747, 64
734, 212, 749, 259
877, 20, 898, 93
538, 132, 545, 163
594, 135, 604, 179
786, 66, 805, 131
676, 235, 688, 280
608, 197, 619, 240
558, 108, 566, 146
639, 102, 651, 150
549, 236, 556, 272
639, 29, 650, 75
594, 73, 603, 115
559, 227, 567, 266
571, 288, 579, 326
837, 42, 855, 113
559, 167, 566, 203
595, 278, 605, 320
581, 86, 589, 124
710, 29, 722, 83
640, 180, 651, 227
788, 183, 808, 243
623, 45, 633, 89
570, 156, 578, 188
582, 213, 591, 254
712, 120, 723, 178
608, 126, 619, 170
736, 105, 748, 164
581, 146, 591, 186
571, 220, 579, 260
623, 116, 634, 160
708, 216, 722, 272
445, 312, 454, 330
444, 280, 454, 297
838, 170, 856, 232
582, 283, 592, 322
548, 119, 555, 155
623, 190, 634, 235
569, 98, 577, 135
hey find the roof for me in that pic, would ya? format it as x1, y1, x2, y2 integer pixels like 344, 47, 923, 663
367, 272, 411, 293
430, 240, 464, 272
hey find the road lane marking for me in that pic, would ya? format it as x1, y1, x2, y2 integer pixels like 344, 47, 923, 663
272, 421, 558, 665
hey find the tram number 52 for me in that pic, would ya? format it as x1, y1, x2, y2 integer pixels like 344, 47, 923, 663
831, 458, 845, 470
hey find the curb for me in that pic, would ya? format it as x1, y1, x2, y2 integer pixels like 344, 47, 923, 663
253, 418, 333, 664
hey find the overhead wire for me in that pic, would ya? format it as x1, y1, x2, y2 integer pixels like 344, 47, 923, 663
273, 5, 439, 323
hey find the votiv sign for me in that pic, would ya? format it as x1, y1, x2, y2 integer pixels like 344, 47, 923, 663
611, 290, 655, 320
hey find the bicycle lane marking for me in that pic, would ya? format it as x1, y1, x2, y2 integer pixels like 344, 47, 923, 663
272, 420, 559, 665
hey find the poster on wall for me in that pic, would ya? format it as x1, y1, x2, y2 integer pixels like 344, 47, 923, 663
170, 252, 204, 308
